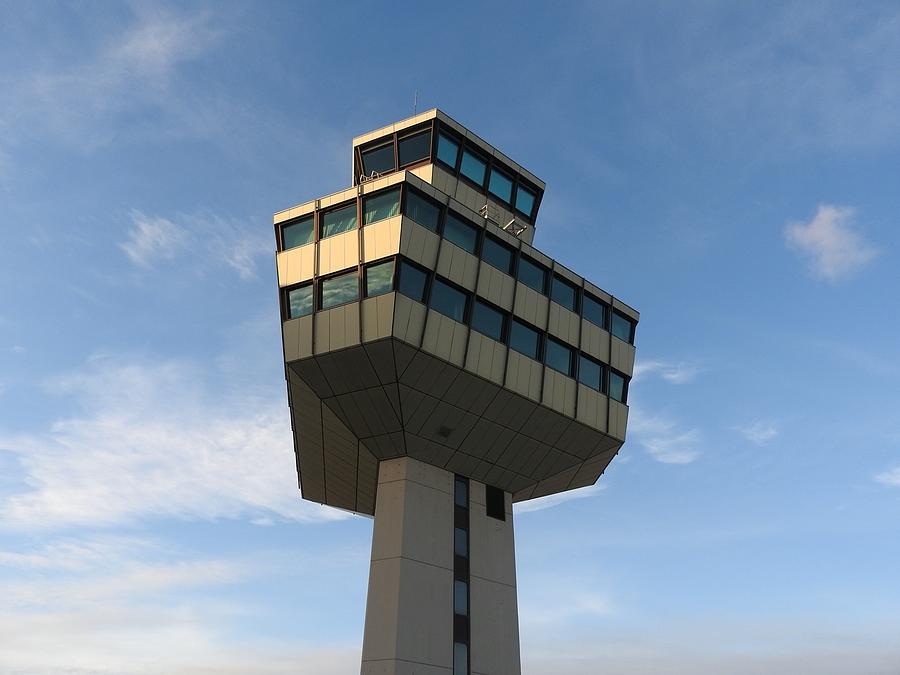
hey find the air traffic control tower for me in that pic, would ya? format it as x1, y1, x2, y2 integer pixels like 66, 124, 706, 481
274, 110, 638, 675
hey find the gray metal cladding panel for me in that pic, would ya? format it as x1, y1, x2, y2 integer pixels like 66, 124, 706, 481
290, 360, 334, 398
445, 451, 481, 477
442, 370, 500, 414
557, 422, 605, 459
400, 351, 461, 399
360, 432, 406, 459
405, 434, 455, 468
355, 445, 378, 515
483, 388, 538, 432
316, 349, 381, 396
363, 339, 397, 385
392, 340, 418, 378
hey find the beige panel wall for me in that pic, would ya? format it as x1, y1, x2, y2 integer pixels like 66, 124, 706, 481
361, 215, 402, 263
361, 293, 395, 343
464, 331, 507, 385
454, 180, 483, 214
314, 303, 361, 354
476, 263, 515, 311
547, 303, 580, 346
435, 241, 479, 291
407, 164, 433, 184
575, 385, 608, 432
542, 369, 577, 418
399, 219, 441, 269
613, 297, 640, 322
512, 284, 549, 329
393, 294, 427, 347
505, 350, 542, 402
610, 337, 636, 375
580, 322, 611, 363
282, 315, 314, 363
608, 400, 629, 440
276, 244, 315, 287
430, 164, 459, 198
318, 229, 359, 276
421, 310, 468, 367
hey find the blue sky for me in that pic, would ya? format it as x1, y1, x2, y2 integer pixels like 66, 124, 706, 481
1, 1, 899, 673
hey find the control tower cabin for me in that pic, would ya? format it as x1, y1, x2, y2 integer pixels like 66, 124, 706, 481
274, 110, 638, 675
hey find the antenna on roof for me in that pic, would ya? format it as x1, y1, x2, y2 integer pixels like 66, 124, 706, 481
413, 89, 418, 115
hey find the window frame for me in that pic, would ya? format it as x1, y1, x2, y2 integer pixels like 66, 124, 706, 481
481, 234, 515, 274
582, 292, 609, 330
280, 214, 314, 252
550, 273, 579, 313
428, 276, 470, 323
282, 281, 315, 321
508, 318, 543, 361
319, 200, 359, 240
608, 369, 630, 404
318, 268, 360, 311
364, 258, 395, 298
362, 186, 401, 226
401, 185, 444, 232
458, 146, 489, 190
397, 127, 433, 168
516, 255, 549, 295
545, 336, 575, 377
443, 211, 481, 254
611, 310, 636, 344
577, 353, 605, 392
470, 298, 507, 342
395, 257, 431, 303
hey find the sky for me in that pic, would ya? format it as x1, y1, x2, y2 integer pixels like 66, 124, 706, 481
1, 1, 899, 673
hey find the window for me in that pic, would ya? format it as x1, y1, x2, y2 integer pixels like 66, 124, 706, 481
361, 142, 394, 176
482, 235, 514, 274
404, 189, 441, 231
363, 188, 400, 225
459, 149, 487, 186
455, 477, 468, 508
365, 260, 394, 297
286, 284, 313, 319
578, 355, 603, 391
436, 133, 460, 168
583, 294, 607, 329
517, 256, 547, 293
282, 216, 313, 250
471, 300, 504, 341
454, 643, 468, 675
429, 278, 467, 322
321, 203, 357, 238
320, 270, 358, 310
509, 319, 541, 360
611, 311, 635, 344
486, 485, 505, 521
488, 168, 513, 203
515, 185, 536, 217
545, 338, 574, 376
444, 213, 478, 253
397, 261, 428, 302
454, 527, 468, 557
609, 371, 628, 403
454, 580, 468, 616
398, 129, 431, 166
551, 274, 578, 312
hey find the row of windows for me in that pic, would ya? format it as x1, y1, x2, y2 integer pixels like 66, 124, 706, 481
283, 257, 630, 403
454, 476, 470, 675
279, 183, 637, 345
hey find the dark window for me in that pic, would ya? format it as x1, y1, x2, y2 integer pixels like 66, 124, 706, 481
517, 256, 547, 293
397, 261, 428, 302
545, 338, 574, 376
429, 278, 467, 322
398, 129, 431, 166
611, 311, 635, 344
444, 213, 478, 253
455, 477, 468, 508
282, 216, 313, 250
365, 260, 394, 297
321, 203, 357, 238
486, 485, 505, 521
471, 300, 505, 341
482, 235, 514, 274
551, 274, 578, 312
453, 643, 468, 675
363, 188, 400, 225
488, 168, 513, 203
286, 284, 313, 319
515, 185, 536, 217
320, 270, 358, 310
436, 133, 460, 168
454, 580, 468, 616
609, 371, 628, 403
578, 354, 603, 391
583, 294, 607, 329
454, 527, 468, 557
509, 319, 541, 360
460, 149, 487, 186
404, 189, 442, 231
361, 142, 394, 176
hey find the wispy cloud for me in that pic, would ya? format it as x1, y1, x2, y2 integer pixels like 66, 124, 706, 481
784, 205, 880, 282
735, 420, 779, 446
633, 359, 702, 384
629, 410, 702, 464
515, 484, 606, 514
875, 466, 900, 487
120, 211, 188, 266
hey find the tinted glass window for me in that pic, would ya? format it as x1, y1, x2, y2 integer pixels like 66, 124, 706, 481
436, 133, 460, 168
397, 261, 428, 302
321, 203, 357, 238
545, 338, 573, 376
609, 371, 627, 403
488, 168, 513, 203
320, 271, 358, 310
454, 579, 468, 615
286, 285, 313, 319
398, 129, 431, 166
429, 279, 467, 322
365, 260, 394, 297
486, 485, 505, 521
282, 216, 313, 250
454, 527, 468, 557
454, 643, 468, 675
444, 213, 478, 253
583, 294, 607, 328
517, 256, 547, 293
611, 311, 635, 343
509, 320, 541, 360
578, 355, 603, 391
361, 143, 394, 175
551, 275, 578, 311
471, 300, 504, 341
455, 478, 468, 507
516, 185, 536, 216
460, 149, 487, 186
404, 189, 441, 231
482, 236, 514, 273
363, 188, 400, 225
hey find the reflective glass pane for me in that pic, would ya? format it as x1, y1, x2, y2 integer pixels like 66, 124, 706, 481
437, 133, 460, 168
454, 580, 468, 616
583, 294, 607, 328
455, 478, 468, 507
551, 275, 577, 311
509, 320, 540, 360
545, 338, 573, 376
320, 271, 358, 310
398, 130, 431, 166
488, 169, 513, 203
366, 260, 394, 297
321, 203, 357, 238
282, 216, 313, 250
397, 262, 428, 302
444, 213, 478, 253
363, 188, 400, 225
471, 301, 504, 341
404, 189, 441, 231
578, 355, 603, 391
611, 312, 635, 343
429, 279, 467, 322
454, 643, 468, 675
482, 236, 514, 273
517, 256, 547, 293
454, 528, 468, 557
609, 371, 627, 403
516, 185, 536, 216
460, 150, 486, 185
287, 285, 313, 319
361, 143, 394, 176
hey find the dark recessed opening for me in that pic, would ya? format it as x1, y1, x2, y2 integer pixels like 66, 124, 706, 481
486, 485, 505, 521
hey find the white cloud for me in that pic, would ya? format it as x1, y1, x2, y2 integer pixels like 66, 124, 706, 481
735, 420, 779, 446
515, 483, 606, 514
633, 359, 701, 384
629, 410, 702, 464
120, 211, 188, 266
875, 466, 900, 487
785, 205, 880, 282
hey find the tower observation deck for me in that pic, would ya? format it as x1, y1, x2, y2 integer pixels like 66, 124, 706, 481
274, 109, 638, 675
